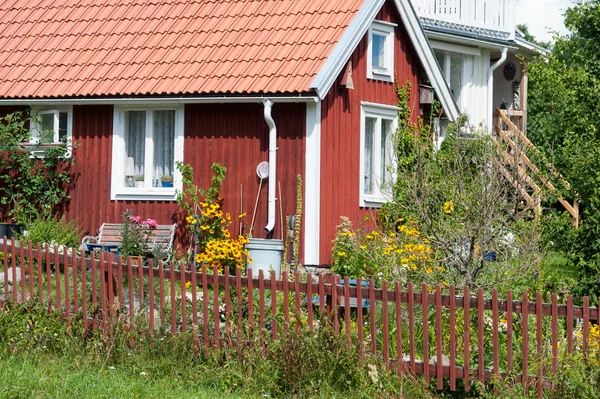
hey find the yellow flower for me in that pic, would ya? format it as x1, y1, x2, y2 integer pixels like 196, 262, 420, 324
238, 212, 247, 218
337, 251, 346, 257
359, 245, 367, 250
443, 201, 454, 214
185, 281, 191, 289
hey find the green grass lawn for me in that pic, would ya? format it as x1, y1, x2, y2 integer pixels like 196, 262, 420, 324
0, 354, 257, 399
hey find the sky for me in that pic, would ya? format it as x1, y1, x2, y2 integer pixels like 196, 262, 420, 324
516, 0, 572, 42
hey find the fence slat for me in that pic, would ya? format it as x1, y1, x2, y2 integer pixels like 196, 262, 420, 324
463, 286, 470, 392
567, 295, 573, 353
369, 278, 376, 356
202, 266, 209, 349
270, 270, 277, 340
382, 280, 389, 367
344, 278, 351, 345
294, 272, 301, 327
2, 238, 7, 301
191, 264, 198, 333
137, 257, 144, 313
37, 243, 43, 305
11, 238, 17, 303
247, 268, 254, 346
148, 260, 155, 332
81, 250, 88, 332
536, 292, 543, 397
395, 282, 403, 376
99, 252, 107, 336
422, 283, 429, 384
224, 266, 231, 341
64, 247, 70, 322
283, 271, 289, 332
180, 263, 186, 333
522, 291, 529, 387
436, 284, 442, 389
54, 245, 60, 309
128, 258, 134, 327
449, 285, 456, 390
116, 255, 123, 314
477, 288, 484, 382
259, 270, 265, 332
20, 241, 25, 303
507, 290, 513, 371
492, 289, 499, 376
318, 273, 325, 314
408, 282, 415, 373
28, 242, 35, 302
46, 245, 52, 311
332, 274, 339, 333
213, 265, 220, 348
73, 249, 80, 313
170, 262, 176, 336
357, 277, 364, 360
551, 294, 558, 377
583, 296, 589, 359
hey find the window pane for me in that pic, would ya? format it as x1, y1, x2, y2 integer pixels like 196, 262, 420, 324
450, 53, 463, 103
126, 111, 146, 178
364, 117, 376, 195
58, 112, 68, 143
39, 113, 55, 143
380, 119, 393, 192
153, 110, 175, 187
372, 34, 386, 69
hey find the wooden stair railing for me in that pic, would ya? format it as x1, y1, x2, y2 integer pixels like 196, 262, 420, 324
495, 108, 579, 227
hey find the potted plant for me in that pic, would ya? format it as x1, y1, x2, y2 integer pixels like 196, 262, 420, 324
160, 175, 173, 188
135, 175, 144, 188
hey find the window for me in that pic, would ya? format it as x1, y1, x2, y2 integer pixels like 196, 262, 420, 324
29, 107, 73, 156
111, 105, 184, 201
367, 21, 396, 82
360, 102, 399, 206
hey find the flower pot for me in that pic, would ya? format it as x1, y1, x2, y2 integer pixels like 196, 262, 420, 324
161, 181, 173, 187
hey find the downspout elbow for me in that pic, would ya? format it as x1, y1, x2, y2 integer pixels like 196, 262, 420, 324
487, 48, 508, 131
263, 100, 277, 234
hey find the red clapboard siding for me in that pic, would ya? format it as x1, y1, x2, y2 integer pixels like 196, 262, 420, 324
319, 0, 423, 264
64, 103, 305, 253
183, 103, 305, 245
66, 104, 179, 237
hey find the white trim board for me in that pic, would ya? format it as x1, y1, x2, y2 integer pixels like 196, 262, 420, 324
304, 101, 322, 266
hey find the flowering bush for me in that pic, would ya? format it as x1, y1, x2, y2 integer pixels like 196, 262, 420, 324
331, 216, 441, 285
177, 162, 250, 274
119, 210, 158, 258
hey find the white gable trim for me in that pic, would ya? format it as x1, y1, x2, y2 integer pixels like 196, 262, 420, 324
309, 0, 460, 122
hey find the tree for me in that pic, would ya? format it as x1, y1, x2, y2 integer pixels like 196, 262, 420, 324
527, 0, 600, 304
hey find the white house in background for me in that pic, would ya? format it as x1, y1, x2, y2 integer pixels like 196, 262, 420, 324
412, 0, 544, 138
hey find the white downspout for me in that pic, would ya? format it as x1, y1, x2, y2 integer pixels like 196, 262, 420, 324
263, 100, 277, 234
487, 48, 508, 132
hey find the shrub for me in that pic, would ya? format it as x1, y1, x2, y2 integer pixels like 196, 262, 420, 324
17, 216, 83, 248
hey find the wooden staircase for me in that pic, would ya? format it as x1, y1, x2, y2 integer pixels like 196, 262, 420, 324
493, 108, 580, 227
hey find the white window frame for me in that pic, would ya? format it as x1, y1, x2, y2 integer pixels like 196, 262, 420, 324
30, 106, 73, 157
111, 105, 184, 201
360, 102, 399, 207
367, 20, 396, 82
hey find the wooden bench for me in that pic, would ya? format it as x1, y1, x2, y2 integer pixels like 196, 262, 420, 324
81, 223, 177, 262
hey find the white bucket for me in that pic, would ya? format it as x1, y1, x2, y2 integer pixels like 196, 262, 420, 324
245, 238, 283, 279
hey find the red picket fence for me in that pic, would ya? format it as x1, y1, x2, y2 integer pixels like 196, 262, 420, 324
1, 239, 599, 396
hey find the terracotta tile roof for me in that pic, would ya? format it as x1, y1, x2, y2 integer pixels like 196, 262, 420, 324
0, 0, 364, 99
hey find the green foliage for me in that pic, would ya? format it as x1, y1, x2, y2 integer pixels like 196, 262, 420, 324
383, 83, 542, 290
16, 216, 83, 248
527, 0, 600, 302
0, 112, 75, 224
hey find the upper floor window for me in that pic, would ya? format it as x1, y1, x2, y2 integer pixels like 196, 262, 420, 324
367, 21, 396, 82
360, 102, 399, 207
111, 105, 184, 201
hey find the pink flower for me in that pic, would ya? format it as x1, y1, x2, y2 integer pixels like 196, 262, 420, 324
143, 218, 158, 229
129, 215, 142, 224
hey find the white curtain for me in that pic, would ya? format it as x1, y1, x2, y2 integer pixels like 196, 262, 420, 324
381, 119, 393, 193
364, 117, 375, 195
153, 110, 175, 186
126, 111, 146, 176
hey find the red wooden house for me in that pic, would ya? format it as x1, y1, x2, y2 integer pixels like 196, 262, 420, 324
0, 0, 458, 266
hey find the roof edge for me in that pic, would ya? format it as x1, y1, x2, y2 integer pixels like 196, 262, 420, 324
310, 0, 459, 121
309, 0, 384, 99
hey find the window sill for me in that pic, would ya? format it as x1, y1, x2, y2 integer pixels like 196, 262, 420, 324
112, 188, 178, 202
367, 71, 394, 83
360, 195, 390, 208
